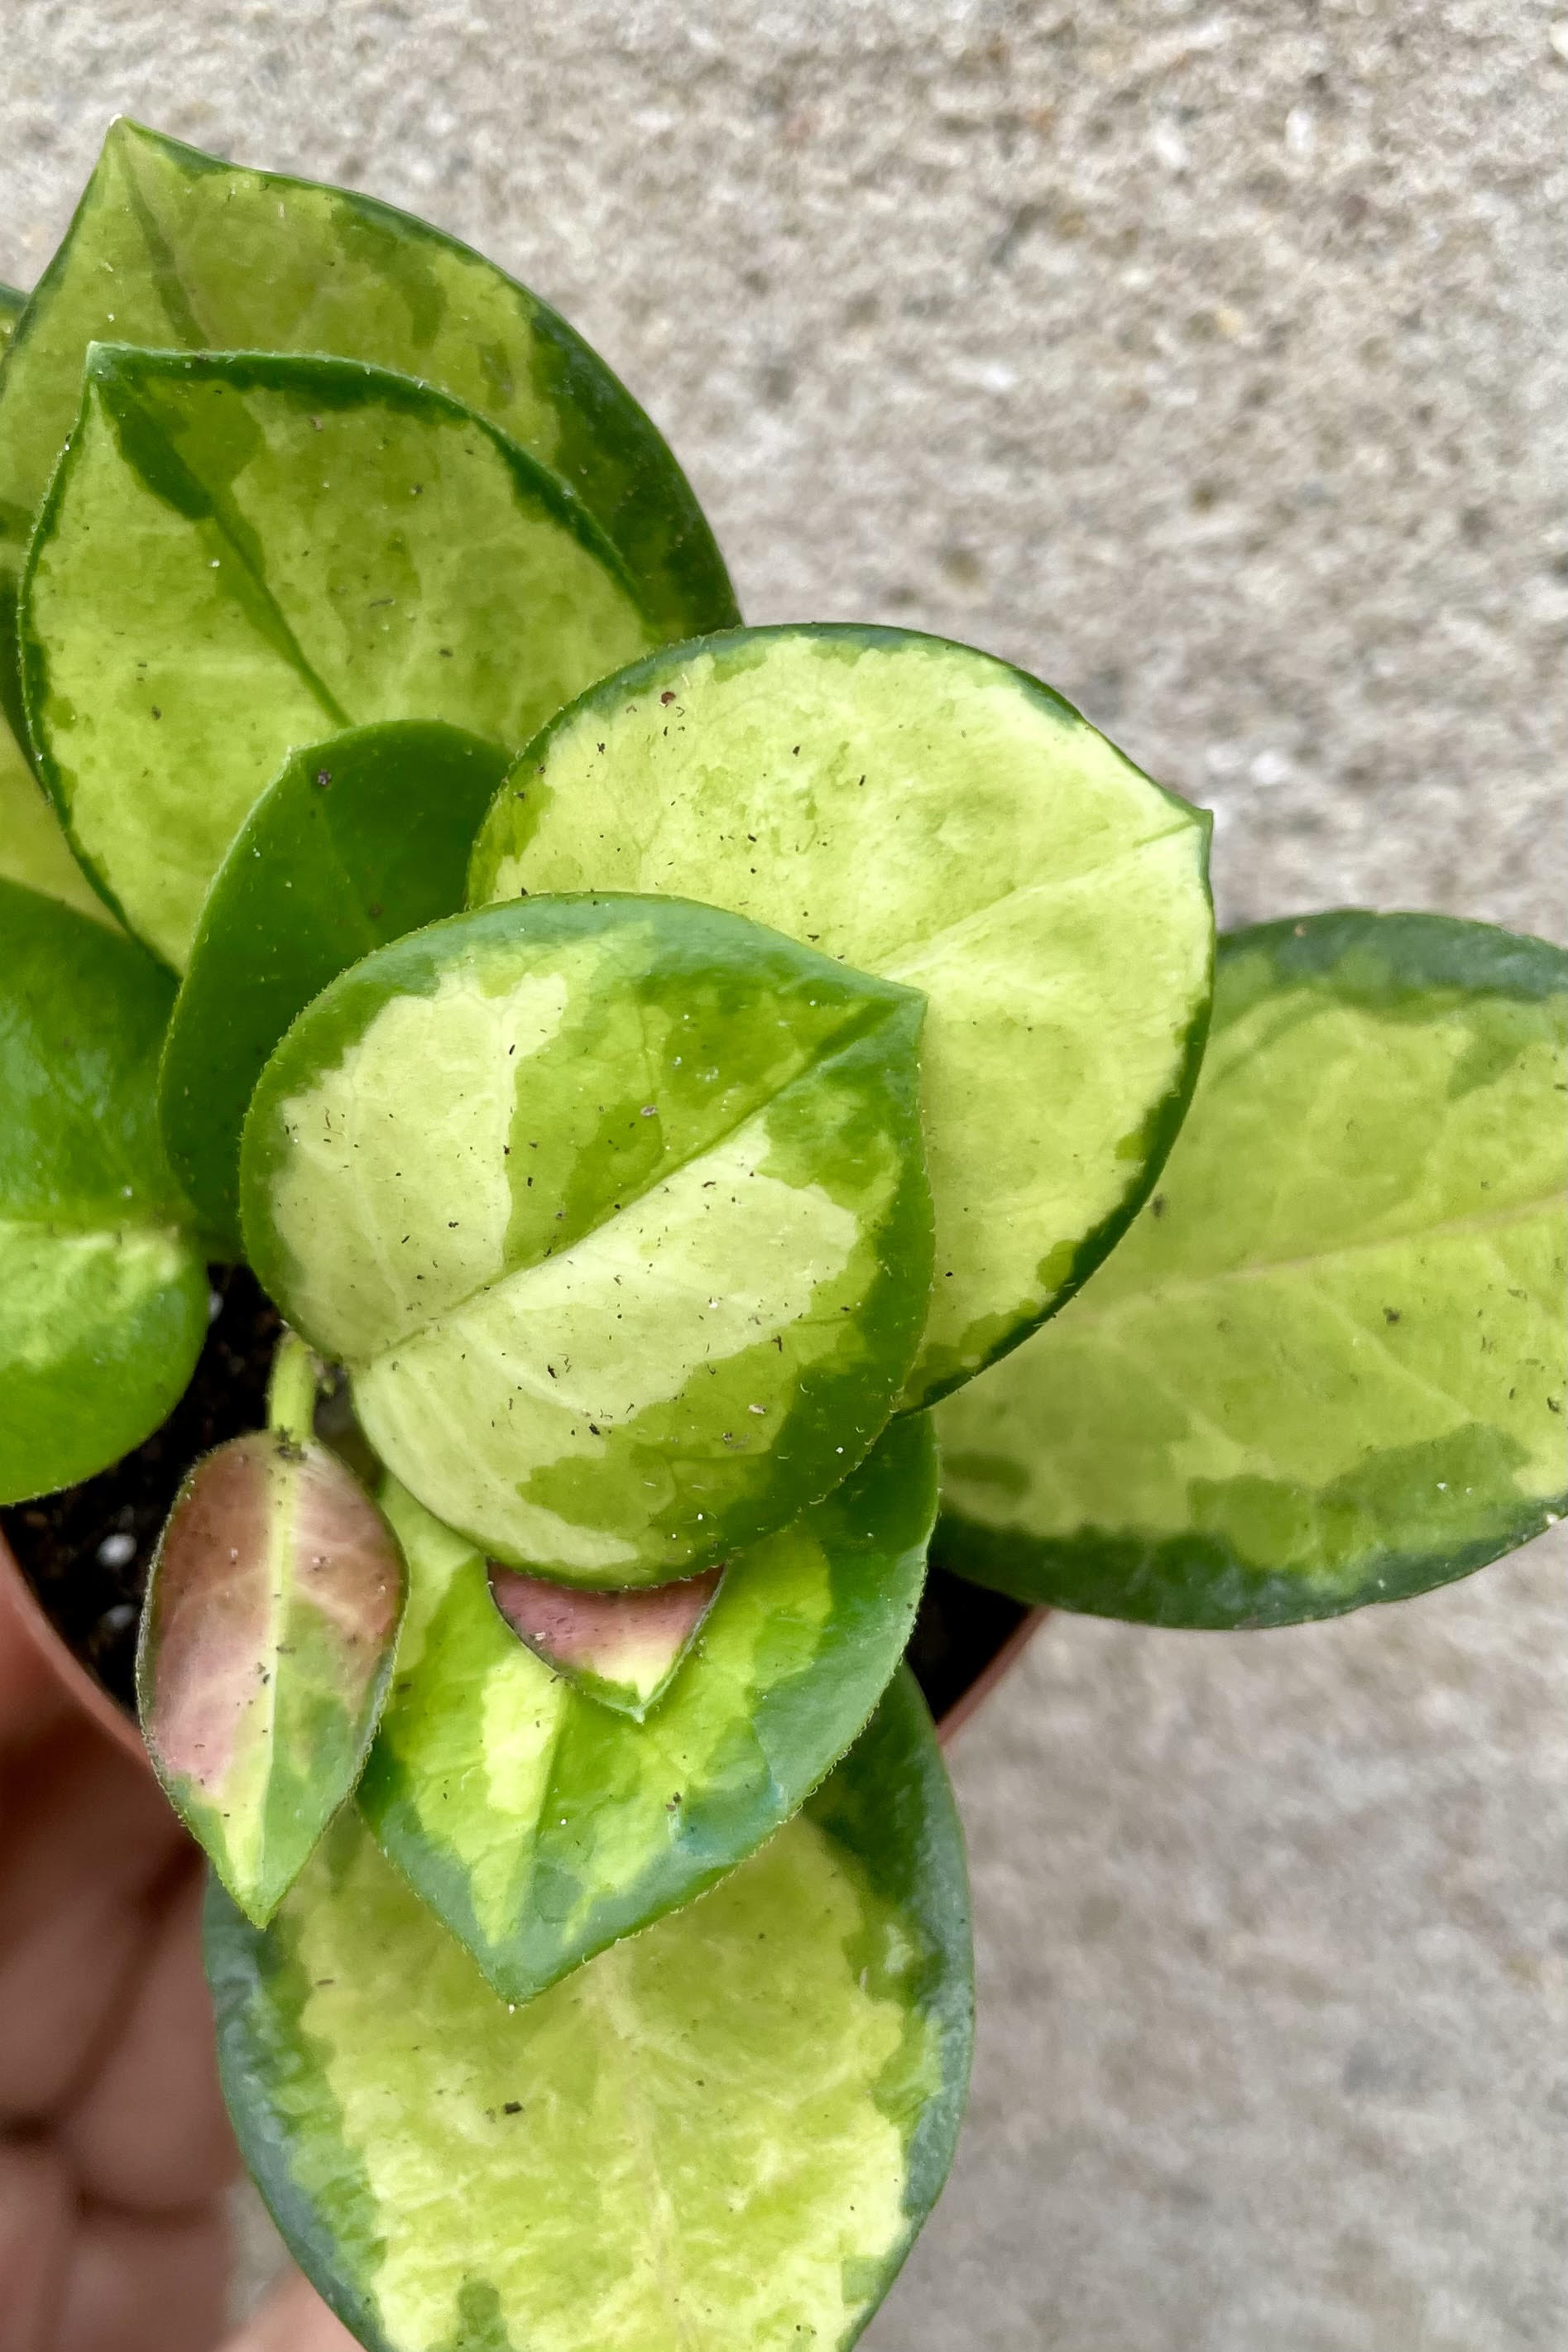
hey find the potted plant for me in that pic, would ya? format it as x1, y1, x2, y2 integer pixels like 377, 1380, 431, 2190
0, 123, 1561, 2352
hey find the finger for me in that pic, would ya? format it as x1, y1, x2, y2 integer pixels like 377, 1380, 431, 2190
51, 2201, 231, 2352
0, 2138, 72, 2352
223, 2268, 365, 2352
0, 1730, 185, 2121
60, 1864, 239, 2214
0, 1570, 71, 1759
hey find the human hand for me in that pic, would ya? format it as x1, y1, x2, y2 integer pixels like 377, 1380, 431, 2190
0, 1567, 357, 2352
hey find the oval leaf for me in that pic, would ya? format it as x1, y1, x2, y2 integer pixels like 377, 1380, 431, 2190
935, 912, 1568, 1625
160, 721, 511, 1254
242, 895, 933, 1583
207, 1666, 971, 2352
21, 344, 659, 968
0, 876, 206, 1502
469, 624, 1215, 1408
487, 1559, 724, 1719
357, 1413, 936, 2002
0, 119, 736, 667
139, 1428, 406, 1922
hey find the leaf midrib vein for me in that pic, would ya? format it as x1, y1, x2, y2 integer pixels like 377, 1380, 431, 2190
103, 159, 353, 732
344, 991, 900, 1369
872, 814, 1201, 985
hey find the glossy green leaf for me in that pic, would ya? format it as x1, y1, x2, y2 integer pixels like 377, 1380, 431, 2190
469, 624, 1215, 1409
0, 282, 22, 351
357, 1412, 934, 2001
0, 118, 736, 679
935, 912, 1568, 1625
21, 344, 659, 970
160, 721, 511, 1255
208, 1666, 971, 2352
242, 894, 933, 1584
0, 876, 206, 1501
487, 1558, 724, 1719
138, 1428, 406, 1924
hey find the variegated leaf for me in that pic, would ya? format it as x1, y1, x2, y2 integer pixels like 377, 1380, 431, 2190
138, 1429, 406, 1922
0, 119, 735, 709
0, 272, 118, 914
357, 1412, 935, 2002
468, 623, 1216, 1409
241, 895, 933, 1584
21, 345, 658, 969
207, 1668, 971, 2352
936, 913, 1568, 1625
0, 877, 205, 1503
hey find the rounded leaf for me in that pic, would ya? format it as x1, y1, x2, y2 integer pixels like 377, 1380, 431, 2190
358, 1413, 936, 2001
935, 912, 1568, 1625
0, 118, 735, 663
206, 1668, 971, 2352
21, 346, 659, 968
469, 624, 1215, 1408
487, 1559, 724, 1720
242, 895, 933, 1583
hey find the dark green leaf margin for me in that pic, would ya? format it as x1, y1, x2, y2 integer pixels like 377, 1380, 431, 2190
934, 910, 1568, 1626
0, 118, 736, 735
205, 1668, 972, 2352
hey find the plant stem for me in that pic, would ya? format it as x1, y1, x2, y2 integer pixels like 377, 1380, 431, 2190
266, 1328, 319, 1443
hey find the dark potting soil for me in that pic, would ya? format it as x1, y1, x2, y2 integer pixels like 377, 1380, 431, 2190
905, 1565, 1031, 1725
2, 1266, 281, 1711
3, 1257, 1029, 1726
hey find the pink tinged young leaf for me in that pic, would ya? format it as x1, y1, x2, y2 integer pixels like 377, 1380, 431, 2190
487, 1561, 725, 1719
137, 1431, 406, 1924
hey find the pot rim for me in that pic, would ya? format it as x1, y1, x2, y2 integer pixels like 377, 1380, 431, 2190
0, 1524, 149, 1762
935, 1600, 1049, 1745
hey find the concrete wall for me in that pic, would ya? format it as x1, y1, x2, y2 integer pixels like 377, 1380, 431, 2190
3, 4, 1562, 2344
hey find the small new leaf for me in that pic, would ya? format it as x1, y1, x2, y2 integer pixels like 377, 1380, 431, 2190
487, 1560, 724, 1720
138, 1430, 407, 1924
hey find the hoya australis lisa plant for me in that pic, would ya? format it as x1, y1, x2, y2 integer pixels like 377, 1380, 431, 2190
0, 122, 1562, 2351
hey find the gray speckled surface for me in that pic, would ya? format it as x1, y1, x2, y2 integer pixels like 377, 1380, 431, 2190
2, 2, 1563, 2344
